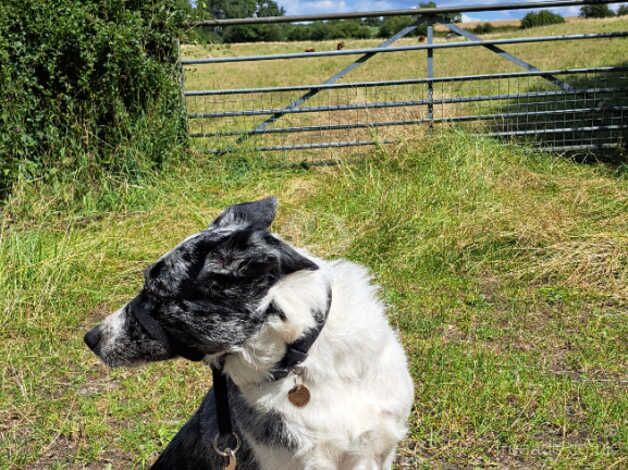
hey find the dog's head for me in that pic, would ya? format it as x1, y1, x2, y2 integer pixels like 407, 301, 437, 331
84, 197, 318, 367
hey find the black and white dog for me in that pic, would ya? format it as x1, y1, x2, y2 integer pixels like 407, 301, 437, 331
84, 197, 413, 469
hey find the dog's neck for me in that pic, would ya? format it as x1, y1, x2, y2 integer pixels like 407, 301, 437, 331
217, 266, 332, 387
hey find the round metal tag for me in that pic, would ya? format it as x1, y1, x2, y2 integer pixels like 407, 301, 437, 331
288, 384, 310, 407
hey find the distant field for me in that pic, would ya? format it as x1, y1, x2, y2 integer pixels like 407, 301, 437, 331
436, 15, 599, 31
1, 15, 626, 470
182, 16, 628, 153
434, 18, 523, 31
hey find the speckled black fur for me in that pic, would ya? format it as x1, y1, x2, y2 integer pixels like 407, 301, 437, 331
151, 376, 300, 470
84, 198, 318, 469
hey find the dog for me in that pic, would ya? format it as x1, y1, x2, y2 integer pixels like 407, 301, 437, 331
84, 197, 414, 469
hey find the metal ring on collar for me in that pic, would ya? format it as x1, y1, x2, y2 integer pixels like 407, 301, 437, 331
212, 432, 241, 456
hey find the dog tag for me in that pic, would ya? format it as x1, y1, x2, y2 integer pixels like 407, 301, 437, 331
288, 384, 310, 407
224, 449, 237, 470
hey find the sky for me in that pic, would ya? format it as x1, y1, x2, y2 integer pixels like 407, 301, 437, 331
276, 1, 623, 22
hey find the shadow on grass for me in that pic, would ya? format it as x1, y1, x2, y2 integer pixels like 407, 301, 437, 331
487, 61, 628, 164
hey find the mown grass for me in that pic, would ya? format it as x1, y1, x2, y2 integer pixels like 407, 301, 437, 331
1, 130, 626, 468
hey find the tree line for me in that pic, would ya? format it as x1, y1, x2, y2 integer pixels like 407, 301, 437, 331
181, 1, 628, 43
184, 1, 461, 43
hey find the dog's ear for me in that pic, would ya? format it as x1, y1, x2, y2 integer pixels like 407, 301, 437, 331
264, 234, 319, 276
212, 197, 277, 230
278, 243, 319, 276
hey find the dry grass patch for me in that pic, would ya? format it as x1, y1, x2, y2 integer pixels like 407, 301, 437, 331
519, 236, 627, 294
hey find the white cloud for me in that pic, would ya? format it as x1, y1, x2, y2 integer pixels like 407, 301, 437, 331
276, 1, 600, 20
280, 0, 347, 15
461, 13, 483, 23
551, 6, 581, 17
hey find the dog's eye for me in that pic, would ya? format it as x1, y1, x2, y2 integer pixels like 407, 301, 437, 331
217, 256, 232, 268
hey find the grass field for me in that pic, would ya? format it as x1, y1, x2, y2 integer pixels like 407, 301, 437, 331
1, 16, 627, 470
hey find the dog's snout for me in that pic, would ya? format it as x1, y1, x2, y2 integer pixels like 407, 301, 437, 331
84, 326, 102, 353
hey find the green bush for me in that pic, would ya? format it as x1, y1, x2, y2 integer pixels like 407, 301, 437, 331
0, 0, 187, 198
377, 17, 427, 38
521, 10, 566, 29
473, 22, 495, 34
580, 4, 615, 18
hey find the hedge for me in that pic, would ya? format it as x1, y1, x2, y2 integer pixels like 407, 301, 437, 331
0, 0, 187, 196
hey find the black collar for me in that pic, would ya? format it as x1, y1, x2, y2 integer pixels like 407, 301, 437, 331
128, 288, 333, 452
266, 289, 332, 380
212, 288, 332, 445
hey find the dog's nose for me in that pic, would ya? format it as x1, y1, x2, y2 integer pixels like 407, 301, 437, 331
84, 327, 102, 353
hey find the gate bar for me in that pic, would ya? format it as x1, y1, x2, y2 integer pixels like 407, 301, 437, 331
487, 124, 628, 137
190, 106, 628, 137
538, 143, 621, 151
445, 23, 573, 91
181, 32, 628, 64
204, 140, 621, 155
427, 23, 434, 129
184, 67, 628, 96
205, 140, 396, 154
189, 87, 623, 119
187, 1, 623, 26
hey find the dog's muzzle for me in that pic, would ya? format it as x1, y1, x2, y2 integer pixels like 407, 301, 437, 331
84, 326, 102, 354
128, 292, 207, 362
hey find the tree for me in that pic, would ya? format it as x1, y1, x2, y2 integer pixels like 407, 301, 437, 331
206, 0, 286, 43
418, 1, 462, 23
378, 16, 427, 38
580, 4, 615, 18
206, 0, 254, 19
205, 0, 284, 19
521, 11, 565, 29
256, 1, 285, 17
473, 22, 495, 34
361, 17, 383, 27
617, 5, 628, 16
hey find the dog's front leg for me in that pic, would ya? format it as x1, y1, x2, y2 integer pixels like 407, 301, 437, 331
151, 389, 258, 470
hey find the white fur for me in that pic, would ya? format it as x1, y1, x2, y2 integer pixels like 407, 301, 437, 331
100, 307, 125, 351
219, 256, 414, 470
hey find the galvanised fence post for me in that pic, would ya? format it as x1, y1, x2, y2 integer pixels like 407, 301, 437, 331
427, 18, 434, 131
176, 38, 188, 135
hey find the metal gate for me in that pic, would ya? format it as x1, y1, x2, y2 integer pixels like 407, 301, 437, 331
180, 0, 628, 155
